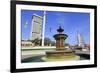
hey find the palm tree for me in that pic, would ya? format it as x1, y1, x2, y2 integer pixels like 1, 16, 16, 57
31, 38, 40, 46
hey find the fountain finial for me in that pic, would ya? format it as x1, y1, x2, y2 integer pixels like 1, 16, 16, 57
57, 26, 64, 33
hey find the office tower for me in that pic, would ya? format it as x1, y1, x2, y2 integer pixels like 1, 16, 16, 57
77, 33, 85, 48
30, 14, 43, 41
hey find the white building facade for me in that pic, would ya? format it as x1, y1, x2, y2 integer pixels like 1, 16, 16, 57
30, 14, 43, 41
77, 33, 85, 48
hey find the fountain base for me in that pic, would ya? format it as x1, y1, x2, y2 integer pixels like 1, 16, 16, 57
42, 50, 80, 61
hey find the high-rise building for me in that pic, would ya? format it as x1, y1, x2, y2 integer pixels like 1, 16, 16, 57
30, 14, 43, 41
77, 33, 85, 48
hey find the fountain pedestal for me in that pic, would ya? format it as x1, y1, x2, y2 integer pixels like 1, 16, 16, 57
42, 26, 80, 61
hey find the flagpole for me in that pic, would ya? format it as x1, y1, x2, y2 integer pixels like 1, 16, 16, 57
42, 11, 46, 46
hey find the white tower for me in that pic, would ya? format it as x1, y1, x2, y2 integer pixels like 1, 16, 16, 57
42, 11, 46, 46
77, 33, 85, 48
30, 14, 43, 41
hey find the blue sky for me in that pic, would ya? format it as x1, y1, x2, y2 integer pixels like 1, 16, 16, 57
21, 10, 90, 45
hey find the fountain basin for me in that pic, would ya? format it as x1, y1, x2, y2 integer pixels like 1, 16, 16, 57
42, 50, 80, 61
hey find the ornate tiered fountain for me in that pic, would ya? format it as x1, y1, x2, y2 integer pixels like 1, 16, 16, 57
42, 26, 80, 61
